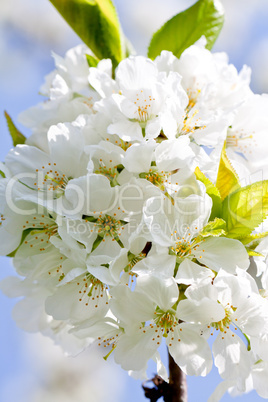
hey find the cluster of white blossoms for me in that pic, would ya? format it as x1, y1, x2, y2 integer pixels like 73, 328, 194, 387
1, 37, 268, 400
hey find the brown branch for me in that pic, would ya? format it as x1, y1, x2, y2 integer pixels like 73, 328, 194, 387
142, 352, 187, 402
142, 375, 169, 402
165, 352, 187, 402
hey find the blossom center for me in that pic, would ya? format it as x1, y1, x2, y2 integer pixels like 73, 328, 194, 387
134, 90, 156, 122
181, 110, 199, 135
124, 252, 146, 272
95, 214, 123, 239
95, 159, 119, 185
139, 168, 170, 190
211, 304, 234, 332
154, 307, 177, 337
77, 273, 108, 308
47, 255, 66, 282
170, 228, 200, 260
23, 218, 58, 252
34, 162, 69, 196
187, 88, 201, 110
226, 129, 256, 155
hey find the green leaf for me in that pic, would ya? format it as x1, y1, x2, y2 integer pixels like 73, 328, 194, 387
195, 167, 222, 220
91, 235, 103, 252
84, 215, 98, 223
222, 181, 268, 239
240, 232, 268, 246
0, 170, 5, 178
123, 36, 135, 58
245, 248, 264, 257
6, 228, 33, 257
49, 0, 125, 68
86, 54, 99, 67
199, 218, 226, 238
4, 111, 26, 146
148, 0, 224, 59
216, 142, 240, 200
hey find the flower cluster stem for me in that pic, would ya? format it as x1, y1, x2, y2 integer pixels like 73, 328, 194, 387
142, 351, 187, 402
166, 352, 187, 402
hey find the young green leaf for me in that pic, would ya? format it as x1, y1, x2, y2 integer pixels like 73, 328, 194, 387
91, 235, 104, 252
6, 228, 33, 258
195, 167, 222, 220
240, 232, 268, 246
86, 54, 99, 67
245, 248, 264, 257
148, 0, 224, 59
4, 111, 26, 146
222, 181, 268, 239
49, 0, 125, 67
216, 141, 240, 200
123, 36, 135, 58
199, 218, 226, 238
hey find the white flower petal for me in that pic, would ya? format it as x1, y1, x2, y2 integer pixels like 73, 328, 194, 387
0, 226, 21, 256
116, 56, 158, 92
177, 298, 225, 325
168, 323, 212, 376
252, 361, 268, 399
64, 174, 113, 216
111, 94, 137, 118
133, 251, 176, 278
48, 122, 88, 178
175, 259, 214, 285
208, 380, 236, 402
5, 145, 50, 178
145, 117, 162, 139
45, 280, 108, 323
195, 237, 249, 272
213, 331, 251, 380
155, 137, 194, 171
108, 119, 143, 142
137, 275, 179, 311
109, 284, 156, 328
88, 68, 117, 97
114, 328, 158, 371
123, 142, 155, 173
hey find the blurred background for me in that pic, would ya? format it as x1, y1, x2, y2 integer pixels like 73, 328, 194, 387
1, 0, 268, 400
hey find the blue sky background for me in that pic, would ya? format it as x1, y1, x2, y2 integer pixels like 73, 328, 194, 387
1, 0, 268, 400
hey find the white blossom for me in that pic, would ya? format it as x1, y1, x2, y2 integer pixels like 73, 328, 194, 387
1, 38, 268, 401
